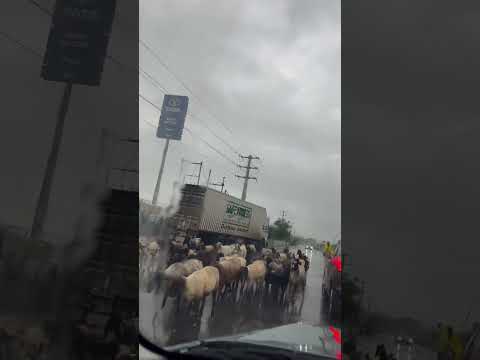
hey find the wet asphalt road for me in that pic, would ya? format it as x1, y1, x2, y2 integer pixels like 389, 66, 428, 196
140, 249, 332, 347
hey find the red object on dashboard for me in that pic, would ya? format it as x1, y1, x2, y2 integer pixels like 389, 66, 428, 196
329, 326, 341, 344
331, 256, 342, 272
328, 326, 341, 359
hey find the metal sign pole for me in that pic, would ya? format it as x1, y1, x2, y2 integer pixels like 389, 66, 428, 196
206, 169, 211, 187
178, 158, 185, 183
30, 82, 73, 240
197, 161, 203, 185
152, 139, 170, 205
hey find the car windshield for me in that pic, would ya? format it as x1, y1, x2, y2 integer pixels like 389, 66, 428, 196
139, 0, 340, 358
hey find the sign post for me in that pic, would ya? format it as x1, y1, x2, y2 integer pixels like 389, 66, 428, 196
151, 139, 170, 205
152, 94, 189, 205
30, 82, 72, 240
31, 0, 116, 240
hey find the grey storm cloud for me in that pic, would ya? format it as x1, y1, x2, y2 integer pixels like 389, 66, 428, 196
343, 0, 480, 327
140, 0, 340, 240
0, 0, 138, 237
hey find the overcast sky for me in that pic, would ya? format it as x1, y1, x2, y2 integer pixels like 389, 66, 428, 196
0, 0, 138, 237
139, 0, 340, 240
344, 0, 480, 328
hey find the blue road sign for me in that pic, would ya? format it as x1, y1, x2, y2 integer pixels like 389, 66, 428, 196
41, 0, 117, 86
156, 95, 189, 140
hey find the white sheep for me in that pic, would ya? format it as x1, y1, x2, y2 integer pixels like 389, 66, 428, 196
261, 248, 273, 258
240, 259, 267, 301
187, 245, 220, 266
287, 258, 306, 305
215, 256, 246, 301
216, 242, 237, 257
232, 244, 247, 258
154, 259, 203, 309
219, 255, 247, 267
147, 241, 160, 256
177, 266, 220, 318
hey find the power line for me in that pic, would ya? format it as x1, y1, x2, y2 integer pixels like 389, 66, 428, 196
22, 0, 236, 167
24, 0, 244, 161
0, 30, 42, 58
25, 0, 136, 42
183, 128, 238, 166
138, 77, 241, 159
138, 64, 241, 156
25, 0, 51, 16
3, 28, 138, 91
0, 30, 139, 145
139, 120, 212, 162
139, 68, 169, 93
1, 24, 239, 170
188, 113, 241, 155
139, 94, 239, 167
19, 0, 239, 171
139, 39, 233, 135
139, 93, 162, 112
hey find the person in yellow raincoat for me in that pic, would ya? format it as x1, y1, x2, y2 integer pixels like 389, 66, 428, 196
324, 241, 334, 258
447, 326, 464, 360
436, 323, 449, 360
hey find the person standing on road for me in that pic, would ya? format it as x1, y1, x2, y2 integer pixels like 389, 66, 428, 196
447, 326, 464, 360
437, 323, 449, 360
374, 344, 388, 360
324, 241, 333, 258
303, 253, 310, 272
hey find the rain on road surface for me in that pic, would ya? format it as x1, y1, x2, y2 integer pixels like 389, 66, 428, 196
140, 249, 331, 347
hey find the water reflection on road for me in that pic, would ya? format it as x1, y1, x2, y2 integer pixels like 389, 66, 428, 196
140, 249, 330, 347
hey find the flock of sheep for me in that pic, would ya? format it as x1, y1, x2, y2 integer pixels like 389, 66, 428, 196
139, 236, 310, 321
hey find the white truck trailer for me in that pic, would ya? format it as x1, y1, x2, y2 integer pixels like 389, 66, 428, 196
173, 184, 269, 248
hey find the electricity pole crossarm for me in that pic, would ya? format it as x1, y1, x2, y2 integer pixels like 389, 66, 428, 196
236, 175, 257, 181
237, 154, 260, 201
190, 161, 203, 185
211, 176, 226, 192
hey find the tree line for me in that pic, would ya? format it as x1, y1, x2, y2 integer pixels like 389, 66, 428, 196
268, 217, 322, 250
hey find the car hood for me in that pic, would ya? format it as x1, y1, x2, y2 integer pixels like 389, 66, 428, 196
165, 322, 340, 358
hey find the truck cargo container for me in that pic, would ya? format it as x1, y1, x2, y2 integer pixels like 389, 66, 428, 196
173, 184, 269, 248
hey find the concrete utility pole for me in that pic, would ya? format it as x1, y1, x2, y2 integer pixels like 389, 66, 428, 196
31, 82, 72, 240
220, 176, 226, 192
287, 221, 294, 248
236, 155, 260, 201
211, 176, 226, 192
206, 169, 212, 187
178, 158, 186, 183
190, 161, 203, 185
152, 139, 170, 205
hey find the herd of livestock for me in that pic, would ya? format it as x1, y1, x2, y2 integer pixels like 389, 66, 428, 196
139, 236, 311, 320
